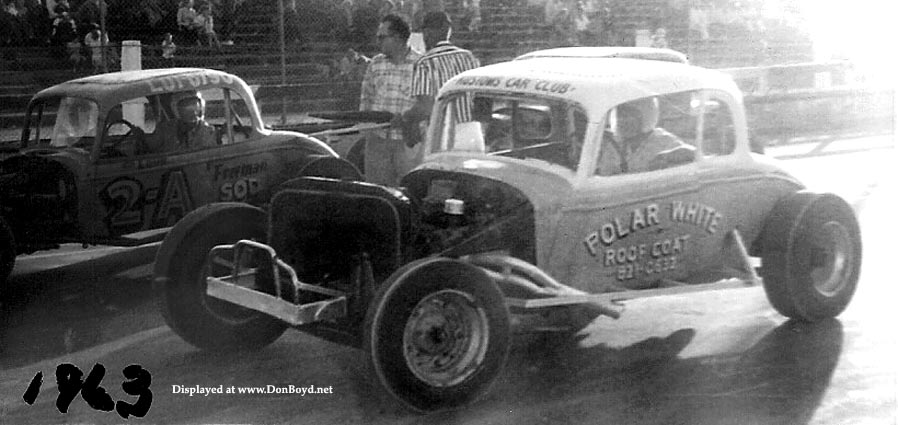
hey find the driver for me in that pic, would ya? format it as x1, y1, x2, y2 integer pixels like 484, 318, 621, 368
596, 96, 694, 175
140, 91, 218, 154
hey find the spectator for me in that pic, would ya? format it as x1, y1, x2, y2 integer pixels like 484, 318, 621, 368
67, 38, 84, 70
350, 0, 380, 48
398, 11, 479, 153
24, 0, 51, 45
177, 0, 201, 44
550, 7, 575, 46
459, 0, 480, 32
337, 0, 353, 28
359, 13, 422, 185
195, 4, 220, 49
52, 0, 71, 16
332, 47, 369, 110
75, 0, 105, 38
650, 27, 669, 49
283, 0, 303, 45
411, 0, 442, 31
50, 11, 77, 58
217, 0, 237, 45
83, 23, 109, 73
378, 0, 395, 18
394, 0, 414, 23
543, 0, 562, 25
1, 0, 26, 48
571, 0, 591, 45
161, 32, 176, 64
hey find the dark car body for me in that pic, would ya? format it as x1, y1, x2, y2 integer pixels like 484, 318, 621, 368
0, 68, 354, 284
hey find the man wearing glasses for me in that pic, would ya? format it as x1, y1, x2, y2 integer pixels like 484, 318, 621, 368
359, 14, 422, 186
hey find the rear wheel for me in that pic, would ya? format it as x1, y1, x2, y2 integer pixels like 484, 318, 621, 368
364, 259, 510, 412
159, 204, 287, 350
759, 192, 862, 321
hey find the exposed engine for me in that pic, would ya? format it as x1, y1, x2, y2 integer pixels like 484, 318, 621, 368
402, 169, 536, 261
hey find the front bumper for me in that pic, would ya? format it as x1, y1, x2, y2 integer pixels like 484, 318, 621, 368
205, 239, 348, 326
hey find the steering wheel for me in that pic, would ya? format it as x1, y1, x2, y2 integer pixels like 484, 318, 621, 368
485, 119, 513, 152
103, 119, 145, 157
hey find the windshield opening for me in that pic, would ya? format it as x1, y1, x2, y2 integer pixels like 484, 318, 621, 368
432, 93, 588, 170
35, 97, 100, 148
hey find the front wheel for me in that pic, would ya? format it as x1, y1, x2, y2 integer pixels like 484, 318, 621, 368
157, 203, 287, 350
364, 258, 511, 412
759, 192, 862, 322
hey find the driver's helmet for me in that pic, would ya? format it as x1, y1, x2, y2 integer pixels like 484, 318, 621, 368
170, 91, 205, 122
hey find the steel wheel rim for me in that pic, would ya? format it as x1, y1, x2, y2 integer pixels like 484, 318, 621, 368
809, 221, 853, 296
403, 289, 490, 387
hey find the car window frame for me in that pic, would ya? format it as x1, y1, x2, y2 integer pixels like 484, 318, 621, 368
93, 86, 257, 164
588, 88, 747, 179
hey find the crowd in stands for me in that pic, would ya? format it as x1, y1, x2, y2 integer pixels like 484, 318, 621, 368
1, 0, 240, 72
1, 0, 812, 78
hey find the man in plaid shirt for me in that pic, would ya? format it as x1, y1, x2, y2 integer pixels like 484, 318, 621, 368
359, 14, 422, 186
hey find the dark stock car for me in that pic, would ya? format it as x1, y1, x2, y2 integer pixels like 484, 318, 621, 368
155, 53, 862, 412
0, 68, 360, 286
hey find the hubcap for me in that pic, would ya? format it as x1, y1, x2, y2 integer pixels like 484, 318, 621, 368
403, 289, 489, 387
809, 221, 853, 296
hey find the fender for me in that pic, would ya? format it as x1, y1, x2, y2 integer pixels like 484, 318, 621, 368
153, 202, 265, 285
297, 155, 363, 181
375, 256, 498, 305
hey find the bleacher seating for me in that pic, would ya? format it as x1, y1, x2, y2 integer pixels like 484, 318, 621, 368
0, 0, 815, 131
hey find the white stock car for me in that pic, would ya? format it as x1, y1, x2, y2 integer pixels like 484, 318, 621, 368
154, 51, 862, 412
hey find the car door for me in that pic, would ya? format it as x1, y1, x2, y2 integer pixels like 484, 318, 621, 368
88, 87, 278, 237
545, 91, 732, 293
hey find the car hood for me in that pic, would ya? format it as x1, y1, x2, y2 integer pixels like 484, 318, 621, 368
411, 154, 573, 207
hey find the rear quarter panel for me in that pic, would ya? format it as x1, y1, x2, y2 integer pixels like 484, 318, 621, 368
543, 157, 802, 293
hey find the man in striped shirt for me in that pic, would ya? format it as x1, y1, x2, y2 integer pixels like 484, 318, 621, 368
398, 11, 480, 154
359, 14, 422, 186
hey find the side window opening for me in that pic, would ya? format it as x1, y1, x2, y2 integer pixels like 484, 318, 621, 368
44, 97, 99, 148
98, 97, 159, 159
433, 93, 587, 171
700, 97, 736, 157
595, 91, 699, 176
202, 88, 252, 145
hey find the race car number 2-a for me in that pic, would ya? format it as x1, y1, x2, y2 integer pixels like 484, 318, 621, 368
583, 201, 723, 281
101, 170, 194, 233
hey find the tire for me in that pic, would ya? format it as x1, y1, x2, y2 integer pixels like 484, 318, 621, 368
298, 156, 363, 181
364, 258, 511, 412
159, 204, 287, 350
0, 215, 15, 286
758, 192, 862, 322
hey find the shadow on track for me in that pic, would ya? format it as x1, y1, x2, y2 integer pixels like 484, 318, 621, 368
0, 246, 161, 370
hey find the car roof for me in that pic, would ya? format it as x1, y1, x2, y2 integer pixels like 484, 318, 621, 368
440, 57, 740, 113
31, 68, 249, 108
514, 46, 689, 64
